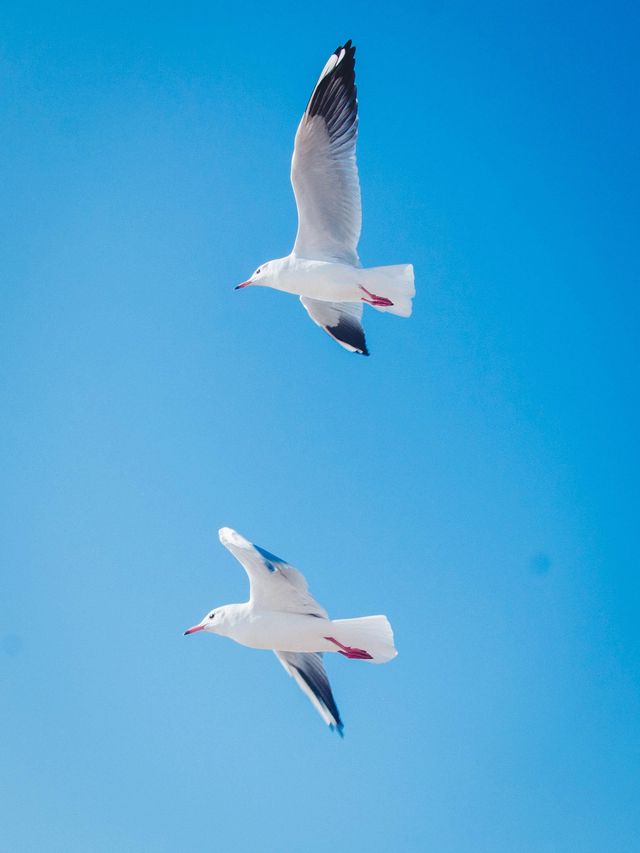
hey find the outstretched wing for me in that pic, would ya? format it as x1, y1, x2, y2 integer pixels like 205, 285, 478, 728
291, 41, 361, 265
218, 527, 328, 617
300, 297, 369, 355
275, 651, 344, 735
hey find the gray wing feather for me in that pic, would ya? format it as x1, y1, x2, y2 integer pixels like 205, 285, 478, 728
291, 41, 361, 264
218, 528, 328, 617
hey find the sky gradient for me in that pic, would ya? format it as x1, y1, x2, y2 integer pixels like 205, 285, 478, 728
2, 2, 639, 851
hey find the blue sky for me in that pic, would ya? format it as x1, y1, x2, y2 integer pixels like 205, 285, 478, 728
1, 1, 639, 850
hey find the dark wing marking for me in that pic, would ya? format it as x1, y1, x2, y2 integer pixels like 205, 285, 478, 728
275, 651, 344, 736
306, 40, 357, 145
300, 297, 369, 355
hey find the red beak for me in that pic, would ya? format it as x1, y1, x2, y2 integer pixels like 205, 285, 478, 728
184, 624, 205, 635
234, 281, 251, 290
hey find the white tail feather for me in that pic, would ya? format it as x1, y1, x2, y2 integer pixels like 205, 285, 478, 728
330, 615, 397, 663
362, 264, 415, 317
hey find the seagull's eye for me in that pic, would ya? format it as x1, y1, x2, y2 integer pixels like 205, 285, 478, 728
256, 268, 261, 275
209, 613, 215, 620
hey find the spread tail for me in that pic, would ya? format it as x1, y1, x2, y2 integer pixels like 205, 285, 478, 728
361, 264, 415, 317
329, 615, 397, 663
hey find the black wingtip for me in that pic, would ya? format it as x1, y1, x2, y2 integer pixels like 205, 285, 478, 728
307, 41, 358, 132
335, 40, 356, 64
327, 316, 368, 356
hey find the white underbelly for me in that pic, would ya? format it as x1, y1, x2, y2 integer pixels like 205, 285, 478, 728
231, 612, 335, 653
276, 260, 362, 302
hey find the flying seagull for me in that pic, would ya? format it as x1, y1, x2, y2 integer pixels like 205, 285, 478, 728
184, 527, 397, 735
236, 41, 415, 355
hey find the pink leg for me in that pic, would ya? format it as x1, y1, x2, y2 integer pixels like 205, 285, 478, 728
324, 636, 373, 660
359, 286, 394, 307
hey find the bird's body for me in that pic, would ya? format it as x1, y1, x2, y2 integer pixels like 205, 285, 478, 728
208, 601, 395, 658
255, 256, 362, 301
184, 527, 397, 735
216, 605, 323, 651
236, 41, 415, 355
251, 255, 414, 314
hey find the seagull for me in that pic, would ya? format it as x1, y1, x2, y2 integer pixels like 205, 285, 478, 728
235, 40, 415, 356
184, 527, 397, 735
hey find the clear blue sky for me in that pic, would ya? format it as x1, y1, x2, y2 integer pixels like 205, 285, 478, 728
2, 1, 639, 850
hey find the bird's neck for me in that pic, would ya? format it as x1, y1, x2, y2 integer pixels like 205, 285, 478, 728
262, 255, 292, 291
217, 601, 251, 635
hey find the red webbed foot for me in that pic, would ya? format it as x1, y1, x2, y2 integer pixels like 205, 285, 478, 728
324, 636, 373, 660
359, 286, 394, 307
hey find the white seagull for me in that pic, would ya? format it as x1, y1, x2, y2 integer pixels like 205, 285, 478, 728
235, 40, 415, 356
184, 527, 397, 735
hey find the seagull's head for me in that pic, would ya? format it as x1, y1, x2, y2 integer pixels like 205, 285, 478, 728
184, 606, 229, 637
235, 261, 271, 290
